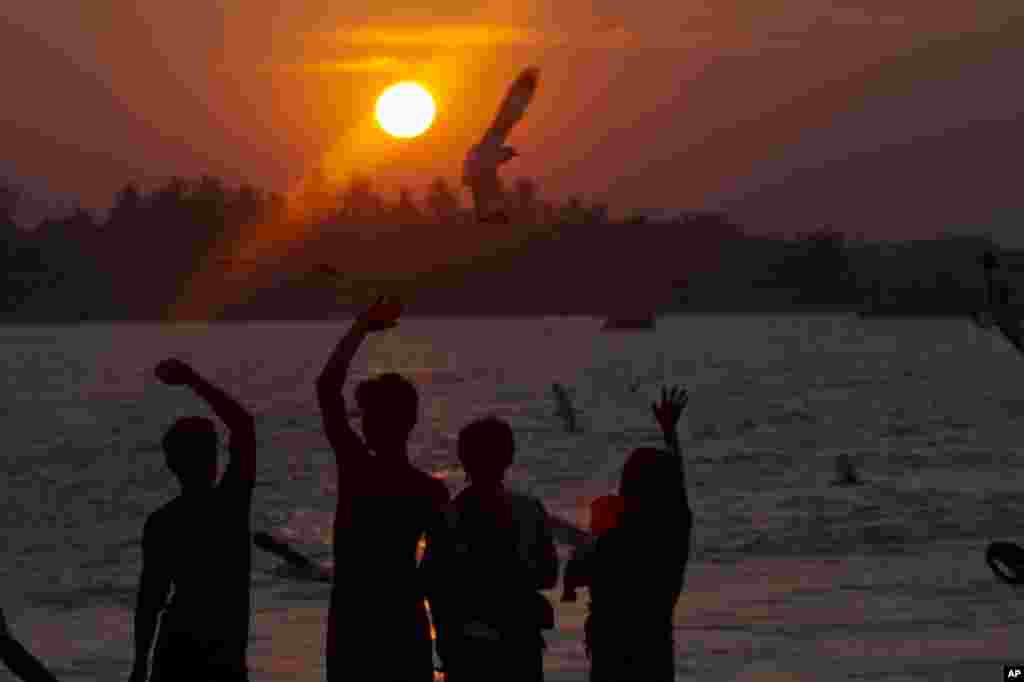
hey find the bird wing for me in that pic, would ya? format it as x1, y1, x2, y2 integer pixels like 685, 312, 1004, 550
481, 67, 539, 148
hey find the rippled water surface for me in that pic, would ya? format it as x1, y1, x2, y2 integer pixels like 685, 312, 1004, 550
2, 315, 1023, 680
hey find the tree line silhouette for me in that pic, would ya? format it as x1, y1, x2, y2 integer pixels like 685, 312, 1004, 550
0, 173, 1001, 321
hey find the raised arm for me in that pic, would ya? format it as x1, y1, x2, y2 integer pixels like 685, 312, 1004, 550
0, 609, 61, 682
315, 297, 401, 458
652, 386, 689, 496
155, 359, 256, 481
130, 519, 172, 682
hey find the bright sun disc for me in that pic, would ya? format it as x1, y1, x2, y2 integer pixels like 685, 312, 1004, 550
375, 82, 435, 138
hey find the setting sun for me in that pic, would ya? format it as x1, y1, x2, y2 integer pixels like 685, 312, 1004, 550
375, 82, 436, 138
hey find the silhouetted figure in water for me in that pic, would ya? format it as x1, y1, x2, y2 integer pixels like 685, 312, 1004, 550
552, 383, 579, 433
131, 359, 257, 682
0, 608, 60, 682
830, 453, 861, 487
981, 251, 1024, 355
565, 386, 693, 682
423, 417, 559, 682
316, 297, 450, 682
986, 541, 1024, 585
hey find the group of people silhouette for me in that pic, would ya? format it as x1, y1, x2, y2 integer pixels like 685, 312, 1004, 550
0, 296, 695, 682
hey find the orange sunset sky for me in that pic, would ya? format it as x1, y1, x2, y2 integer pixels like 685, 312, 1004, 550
2, 2, 1022, 239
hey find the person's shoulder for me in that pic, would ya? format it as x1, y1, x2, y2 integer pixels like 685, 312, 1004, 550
147, 498, 178, 522
506, 490, 546, 518
142, 501, 177, 540
428, 473, 452, 503
218, 466, 256, 494
593, 525, 629, 553
418, 472, 450, 506
504, 488, 537, 503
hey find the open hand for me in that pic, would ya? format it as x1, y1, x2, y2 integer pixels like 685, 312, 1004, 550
154, 358, 197, 386
359, 296, 402, 332
652, 385, 689, 432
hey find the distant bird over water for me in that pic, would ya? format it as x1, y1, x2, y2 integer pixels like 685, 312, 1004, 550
463, 67, 539, 223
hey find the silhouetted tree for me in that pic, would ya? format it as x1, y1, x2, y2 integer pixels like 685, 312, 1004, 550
678, 212, 744, 240
107, 183, 142, 230
267, 192, 287, 223
513, 178, 538, 224
560, 196, 586, 224
392, 187, 422, 223
190, 175, 228, 227
792, 227, 855, 304
586, 202, 608, 225
67, 204, 96, 232
0, 181, 19, 233
539, 200, 556, 225
425, 177, 459, 223
342, 173, 383, 222
229, 183, 265, 226
149, 177, 189, 216
0, 186, 54, 312
303, 167, 334, 224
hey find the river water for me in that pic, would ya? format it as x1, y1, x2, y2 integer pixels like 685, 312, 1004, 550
1, 315, 1022, 680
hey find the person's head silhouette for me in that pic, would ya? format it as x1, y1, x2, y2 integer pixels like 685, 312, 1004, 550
162, 416, 218, 491
619, 447, 676, 516
355, 372, 418, 458
457, 416, 514, 488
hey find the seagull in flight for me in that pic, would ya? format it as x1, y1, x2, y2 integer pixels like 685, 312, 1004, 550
463, 67, 539, 223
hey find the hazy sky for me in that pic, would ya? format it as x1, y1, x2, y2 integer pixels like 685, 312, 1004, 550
2, 2, 1022, 239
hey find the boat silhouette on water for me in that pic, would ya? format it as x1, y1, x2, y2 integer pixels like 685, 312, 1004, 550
601, 315, 657, 331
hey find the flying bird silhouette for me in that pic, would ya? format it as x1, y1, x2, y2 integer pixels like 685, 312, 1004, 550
463, 67, 539, 223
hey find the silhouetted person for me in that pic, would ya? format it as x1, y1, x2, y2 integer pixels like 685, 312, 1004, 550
552, 383, 579, 433
316, 297, 449, 682
830, 453, 861, 487
0, 608, 60, 682
423, 417, 559, 682
131, 359, 257, 682
566, 386, 693, 682
981, 251, 1024, 354
985, 541, 1024, 585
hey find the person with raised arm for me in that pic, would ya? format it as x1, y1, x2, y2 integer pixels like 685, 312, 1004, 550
565, 386, 694, 682
131, 359, 257, 682
0, 608, 61, 682
315, 297, 450, 682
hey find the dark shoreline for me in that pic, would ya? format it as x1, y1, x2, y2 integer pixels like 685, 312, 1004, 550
0, 306, 985, 325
